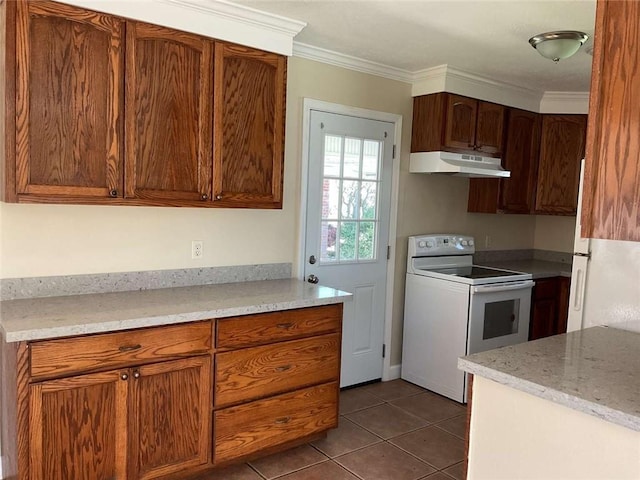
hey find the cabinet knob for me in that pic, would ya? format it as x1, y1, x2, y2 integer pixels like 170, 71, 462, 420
201, 193, 208, 201
109, 189, 118, 198
215, 194, 223, 201
121, 373, 128, 381
133, 371, 140, 379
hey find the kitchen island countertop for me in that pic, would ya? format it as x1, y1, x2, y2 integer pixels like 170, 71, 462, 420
459, 326, 640, 431
0, 279, 351, 342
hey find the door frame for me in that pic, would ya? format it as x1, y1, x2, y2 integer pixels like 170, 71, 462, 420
298, 98, 402, 383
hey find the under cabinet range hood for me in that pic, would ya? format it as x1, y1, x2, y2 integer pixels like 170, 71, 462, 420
409, 151, 510, 178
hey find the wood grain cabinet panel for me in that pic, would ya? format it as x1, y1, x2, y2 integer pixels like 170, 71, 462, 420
474, 101, 504, 155
535, 114, 587, 215
582, 0, 640, 241
215, 333, 340, 407
15, 1, 124, 200
214, 43, 285, 208
444, 95, 478, 151
499, 109, 540, 213
30, 320, 212, 380
125, 21, 214, 203
529, 277, 570, 341
216, 304, 342, 349
130, 356, 211, 479
214, 382, 338, 466
29, 369, 128, 480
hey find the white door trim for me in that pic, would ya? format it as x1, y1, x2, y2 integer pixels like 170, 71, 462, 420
298, 98, 402, 383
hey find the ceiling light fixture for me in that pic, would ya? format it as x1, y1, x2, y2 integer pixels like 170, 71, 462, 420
528, 31, 589, 62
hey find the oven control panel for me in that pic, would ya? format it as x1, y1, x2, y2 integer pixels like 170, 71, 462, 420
408, 234, 475, 257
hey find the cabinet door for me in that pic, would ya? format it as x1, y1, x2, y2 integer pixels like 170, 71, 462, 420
125, 22, 213, 203
535, 115, 587, 215
129, 356, 211, 479
29, 370, 128, 480
444, 94, 477, 151
214, 43, 285, 208
499, 109, 540, 213
583, 0, 640, 241
15, 1, 124, 199
475, 101, 505, 156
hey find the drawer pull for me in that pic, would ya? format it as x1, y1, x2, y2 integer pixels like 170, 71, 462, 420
275, 365, 292, 372
121, 373, 129, 381
118, 344, 142, 352
276, 323, 294, 330
274, 416, 291, 425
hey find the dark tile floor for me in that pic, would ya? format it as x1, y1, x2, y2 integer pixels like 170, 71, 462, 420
200, 379, 467, 480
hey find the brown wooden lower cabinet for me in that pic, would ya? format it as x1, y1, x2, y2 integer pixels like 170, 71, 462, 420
529, 277, 571, 341
214, 382, 339, 465
1, 304, 343, 479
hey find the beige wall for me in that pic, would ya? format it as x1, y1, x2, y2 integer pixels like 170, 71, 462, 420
534, 215, 577, 253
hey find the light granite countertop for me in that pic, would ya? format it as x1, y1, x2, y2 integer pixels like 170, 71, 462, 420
0, 279, 352, 342
478, 258, 572, 279
459, 326, 640, 431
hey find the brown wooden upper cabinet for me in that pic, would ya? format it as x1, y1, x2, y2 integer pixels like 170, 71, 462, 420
582, 0, 640, 241
534, 114, 587, 215
14, 1, 124, 201
3, 1, 287, 209
412, 93, 505, 157
125, 22, 214, 204
468, 108, 541, 214
213, 43, 286, 208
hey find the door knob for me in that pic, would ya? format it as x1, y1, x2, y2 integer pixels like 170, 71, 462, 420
307, 274, 319, 284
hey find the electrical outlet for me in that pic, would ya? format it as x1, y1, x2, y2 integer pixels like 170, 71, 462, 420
191, 241, 203, 259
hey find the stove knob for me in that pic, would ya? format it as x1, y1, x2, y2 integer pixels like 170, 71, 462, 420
426, 241, 434, 248
418, 240, 426, 248
461, 240, 468, 246
469, 240, 475, 246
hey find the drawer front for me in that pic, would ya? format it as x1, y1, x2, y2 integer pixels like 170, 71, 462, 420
215, 333, 340, 407
216, 304, 342, 349
30, 321, 212, 380
214, 382, 338, 465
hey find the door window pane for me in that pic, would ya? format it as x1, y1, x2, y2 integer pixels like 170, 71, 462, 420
322, 179, 340, 219
360, 182, 377, 219
339, 222, 357, 261
320, 221, 338, 262
358, 222, 376, 260
323, 135, 342, 177
343, 138, 361, 178
363, 140, 380, 180
341, 180, 359, 219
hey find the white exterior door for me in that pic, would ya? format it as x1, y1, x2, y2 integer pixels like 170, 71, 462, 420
305, 110, 394, 387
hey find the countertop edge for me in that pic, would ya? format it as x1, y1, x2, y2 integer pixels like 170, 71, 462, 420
458, 357, 640, 432
2, 294, 351, 343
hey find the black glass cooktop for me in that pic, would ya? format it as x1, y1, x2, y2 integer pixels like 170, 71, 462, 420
430, 266, 521, 279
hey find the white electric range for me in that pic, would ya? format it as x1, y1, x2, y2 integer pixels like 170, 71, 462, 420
402, 234, 534, 403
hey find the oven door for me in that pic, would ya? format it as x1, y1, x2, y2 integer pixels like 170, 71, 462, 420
467, 280, 534, 354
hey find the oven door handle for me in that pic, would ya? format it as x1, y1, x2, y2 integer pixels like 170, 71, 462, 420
472, 280, 535, 294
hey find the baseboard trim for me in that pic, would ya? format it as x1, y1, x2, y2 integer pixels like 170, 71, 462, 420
384, 363, 402, 381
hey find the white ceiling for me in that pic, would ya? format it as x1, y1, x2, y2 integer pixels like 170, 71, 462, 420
232, 0, 596, 92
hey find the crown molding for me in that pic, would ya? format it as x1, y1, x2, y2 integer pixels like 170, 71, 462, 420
293, 42, 414, 83
412, 65, 543, 112
539, 91, 590, 114
56, 0, 306, 55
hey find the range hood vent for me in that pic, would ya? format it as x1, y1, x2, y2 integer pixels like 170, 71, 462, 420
409, 151, 510, 178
